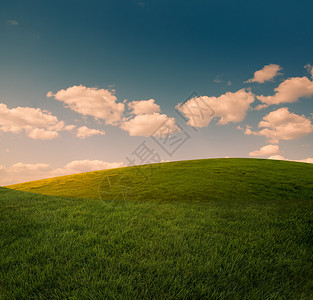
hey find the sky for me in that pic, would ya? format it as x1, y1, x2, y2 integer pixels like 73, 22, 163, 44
1, 0, 313, 185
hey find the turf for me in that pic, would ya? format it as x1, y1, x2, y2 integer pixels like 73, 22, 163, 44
1, 158, 313, 299
6, 158, 313, 203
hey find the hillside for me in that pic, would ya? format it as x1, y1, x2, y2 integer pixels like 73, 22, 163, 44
6, 158, 313, 202
2, 158, 313, 298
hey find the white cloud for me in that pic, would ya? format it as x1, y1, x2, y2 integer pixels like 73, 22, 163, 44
121, 112, 178, 137
52, 160, 124, 176
128, 99, 160, 115
176, 89, 254, 127
249, 144, 281, 157
257, 77, 313, 105
47, 85, 125, 125
1, 162, 53, 186
268, 155, 287, 160
121, 98, 178, 137
0, 103, 73, 140
27, 128, 59, 140
8, 20, 19, 26
240, 125, 254, 135
298, 157, 313, 164
268, 155, 313, 164
1, 160, 125, 186
76, 126, 106, 139
254, 104, 269, 110
245, 107, 313, 143
64, 124, 76, 131
246, 64, 282, 83
9, 162, 52, 173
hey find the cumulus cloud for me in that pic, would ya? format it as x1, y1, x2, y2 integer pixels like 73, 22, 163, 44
176, 89, 254, 127
76, 126, 106, 139
254, 104, 269, 111
64, 124, 76, 131
249, 144, 281, 157
47, 85, 179, 137
0, 103, 73, 140
0, 160, 125, 186
1, 162, 53, 186
9, 162, 51, 173
52, 160, 124, 176
245, 107, 313, 143
268, 155, 313, 164
121, 98, 179, 137
257, 76, 313, 106
27, 128, 59, 140
0, 101, 105, 140
128, 99, 160, 115
121, 112, 178, 137
47, 85, 125, 125
246, 64, 282, 83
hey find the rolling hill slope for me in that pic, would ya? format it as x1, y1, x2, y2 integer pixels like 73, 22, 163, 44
2, 158, 313, 298
6, 158, 313, 202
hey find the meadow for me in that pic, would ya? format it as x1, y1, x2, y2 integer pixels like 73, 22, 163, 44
1, 158, 313, 299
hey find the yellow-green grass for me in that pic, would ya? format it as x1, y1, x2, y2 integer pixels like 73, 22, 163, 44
6, 158, 313, 203
2, 158, 313, 298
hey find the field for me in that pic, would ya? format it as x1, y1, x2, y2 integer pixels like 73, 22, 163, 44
1, 158, 313, 298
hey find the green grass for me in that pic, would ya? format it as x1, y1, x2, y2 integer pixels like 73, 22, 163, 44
7, 158, 313, 203
1, 158, 313, 299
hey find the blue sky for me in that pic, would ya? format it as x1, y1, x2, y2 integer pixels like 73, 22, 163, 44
1, 0, 313, 185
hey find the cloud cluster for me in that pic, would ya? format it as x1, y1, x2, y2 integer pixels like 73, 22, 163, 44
48, 87, 178, 137
176, 89, 254, 127
257, 76, 313, 106
53, 160, 124, 175
121, 112, 178, 137
245, 107, 313, 143
249, 144, 281, 157
268, 155, 313, 164
120, 98, 178, 136
0, 102, 106, 140
47, 85, 125, 125
76, 126, 106, 139
0, 103, 74, 140
0, 160, 125, 186
128, 99, 160, 115
246, 64, 281, 83
2, 64, 313, 151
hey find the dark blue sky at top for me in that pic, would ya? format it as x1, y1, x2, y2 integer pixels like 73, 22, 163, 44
1, 0, 313, 168
1, 0, 313, 106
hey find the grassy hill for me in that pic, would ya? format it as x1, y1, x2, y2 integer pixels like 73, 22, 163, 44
6, 158, 313, 202
1, 158, 313, 299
